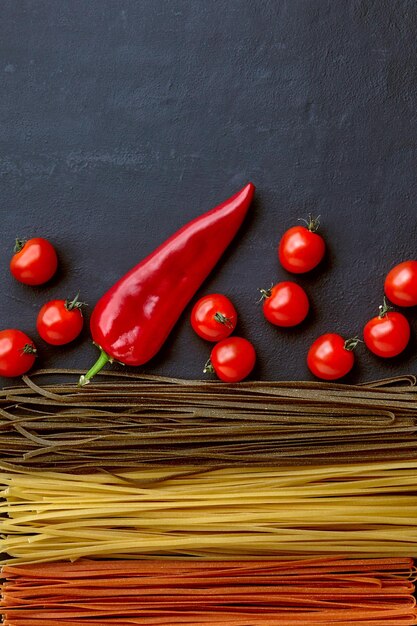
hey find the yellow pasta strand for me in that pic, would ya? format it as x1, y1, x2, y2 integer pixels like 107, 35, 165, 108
1, 460, 417, 564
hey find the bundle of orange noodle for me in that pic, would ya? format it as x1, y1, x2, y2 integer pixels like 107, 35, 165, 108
1, 459, 417, 563
0, 370, 417, 471
2, 558, 416, 625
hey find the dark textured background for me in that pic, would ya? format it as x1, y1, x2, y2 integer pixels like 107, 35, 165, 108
1, 0, 417, 384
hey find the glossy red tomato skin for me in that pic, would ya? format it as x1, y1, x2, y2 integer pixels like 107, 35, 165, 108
210, 337, 256, 382
191, 294, 237, 341
384, 261, 417, 307
10, 238, 58, 286
37, 300, 84, 345
263, 282, 309, 327
307, 333, 354, 381
364, 312, 410, 358
278, 226, 325, 274
0, 329, 37, 377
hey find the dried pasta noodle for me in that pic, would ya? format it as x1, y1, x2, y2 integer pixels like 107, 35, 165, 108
1, 372, 417, 624
1, 460, 417, 563
0, 370, 417, 471
1, 558, 416, 625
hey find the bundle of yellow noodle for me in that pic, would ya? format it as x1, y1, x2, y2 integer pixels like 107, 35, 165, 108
1, 459, 417, 563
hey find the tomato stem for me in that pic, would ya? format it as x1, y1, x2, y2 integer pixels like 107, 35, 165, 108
344, 336, 363, 351
298, 214, 321, 232
21, 344, 37, 356
66, 293, 87, 312
78, 348, 111, 386
14, 238, 27, 253
257, 286, 272, 303
213, 312, 233, 328
378, 297, 394, 319
203, 358, 215, 374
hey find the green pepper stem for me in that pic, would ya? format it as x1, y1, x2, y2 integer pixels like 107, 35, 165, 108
78, 348, 110, 386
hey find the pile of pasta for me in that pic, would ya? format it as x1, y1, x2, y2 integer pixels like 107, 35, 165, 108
0, 370, 417, 471
2, 558, 417, 625
1, 460, 417, 562
1, 371, 417, 625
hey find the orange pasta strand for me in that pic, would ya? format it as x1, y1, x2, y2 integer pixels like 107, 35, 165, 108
2, 558, 416, 625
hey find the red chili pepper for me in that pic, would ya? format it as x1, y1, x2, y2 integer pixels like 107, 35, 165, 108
79, 183, 255, 385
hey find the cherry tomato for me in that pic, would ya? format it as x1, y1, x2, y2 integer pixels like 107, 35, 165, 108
384, 260, 417, 307
278, 217, 325, 274
307, 333, 357, 380
261, 281, 309, 327
37, 295, 85, 345
364, 300, 410, 358
191, 294, 237, 342
10, 237, 58, 286
205, 337, 256, 382
0, 329, 37, 377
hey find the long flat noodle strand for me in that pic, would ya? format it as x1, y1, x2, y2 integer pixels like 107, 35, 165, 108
2, 558, 416, 625
0, 370, 416, 471
1, 460, 417, 563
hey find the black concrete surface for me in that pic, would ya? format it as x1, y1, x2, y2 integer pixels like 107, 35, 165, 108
1, 0, 417, 383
